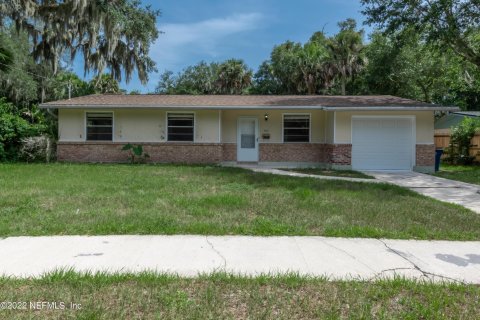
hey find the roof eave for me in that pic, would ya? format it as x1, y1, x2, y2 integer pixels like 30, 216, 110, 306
322, 106, 460, 111
39, 104, 461, 111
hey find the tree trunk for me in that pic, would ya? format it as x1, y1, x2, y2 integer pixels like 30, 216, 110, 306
341, 75, 346, 96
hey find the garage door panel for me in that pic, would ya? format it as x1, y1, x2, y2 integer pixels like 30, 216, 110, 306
352, 118, 413, 170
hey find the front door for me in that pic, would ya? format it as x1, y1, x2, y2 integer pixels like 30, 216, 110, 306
237, 117, 258, 162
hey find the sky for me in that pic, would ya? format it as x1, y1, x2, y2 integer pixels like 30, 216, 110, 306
73, 0, 369, 93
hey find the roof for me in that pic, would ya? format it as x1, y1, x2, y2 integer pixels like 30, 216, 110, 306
454, 111, 480, 117
39, 94, 459, 111
435, 111, 480, 130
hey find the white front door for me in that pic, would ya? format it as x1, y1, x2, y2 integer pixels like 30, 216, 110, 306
352, 117, 414, 170
237, 117, 259, 162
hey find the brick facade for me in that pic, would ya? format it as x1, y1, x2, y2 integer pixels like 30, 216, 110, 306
259, 143, 327, 162
57, 142, 223, 164
416, 144, 435, 166
324, 144, 352, 165
222, 143, 236, 162
58, 142, 431, 169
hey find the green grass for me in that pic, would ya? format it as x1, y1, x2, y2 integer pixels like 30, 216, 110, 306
434, 163, 480, 185
283, 168, 374, 179
1, 163, 479, 240
0, 271, 479, 319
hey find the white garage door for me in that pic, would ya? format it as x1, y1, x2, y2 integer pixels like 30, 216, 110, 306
352, 117, 414, 170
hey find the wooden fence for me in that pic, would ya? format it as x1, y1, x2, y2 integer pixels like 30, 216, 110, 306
434, 129, 480, 162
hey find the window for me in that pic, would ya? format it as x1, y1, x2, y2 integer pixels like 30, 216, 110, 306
86, 112, 113, 141
167, 113, 194, 142
283, 114, 310, 142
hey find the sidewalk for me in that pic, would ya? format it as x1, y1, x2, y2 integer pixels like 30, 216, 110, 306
1, 235, 479, 283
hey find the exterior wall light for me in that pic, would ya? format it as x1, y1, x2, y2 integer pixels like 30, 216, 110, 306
264, 113, 269, 121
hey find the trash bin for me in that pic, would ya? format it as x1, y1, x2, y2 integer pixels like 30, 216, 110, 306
435, 149, 443, 172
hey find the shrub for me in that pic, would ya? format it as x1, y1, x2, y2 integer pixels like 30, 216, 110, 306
444, 117, 480, 165
19, 135, 55, 162
121, 144, 150, 163
0, 98, 45, 161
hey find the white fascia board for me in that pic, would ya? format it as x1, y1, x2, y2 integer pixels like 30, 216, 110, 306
322, 106, 460, 111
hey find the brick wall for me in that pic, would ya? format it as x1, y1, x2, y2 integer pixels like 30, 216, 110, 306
222, 143, 236, 161
57, 142, 353, 167
324, 144, 352, 165
259, 143, 326, 162
416, 144, 435, 166
57, 142, 222, 163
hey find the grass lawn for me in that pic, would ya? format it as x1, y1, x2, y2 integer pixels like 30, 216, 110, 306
1, 163, 480, 240
283, 168, 374, 179
0, 271, 478, 319
434, 163, 480, 185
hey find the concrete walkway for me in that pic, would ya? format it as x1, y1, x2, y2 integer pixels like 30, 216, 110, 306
1, 235, 479, 283
244, 167, 480, 214
369, 171, 480, 214
247, 167, 379, 183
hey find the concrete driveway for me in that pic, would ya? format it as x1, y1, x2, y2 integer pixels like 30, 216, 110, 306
0, 235, 479, 283
369, 171, 480, 214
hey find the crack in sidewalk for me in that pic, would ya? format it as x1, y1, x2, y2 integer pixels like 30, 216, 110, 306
320, 239, 377, 273
205, 236, 227, 270
378, 239, 465, 284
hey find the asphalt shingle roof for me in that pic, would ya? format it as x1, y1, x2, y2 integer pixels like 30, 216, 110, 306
39, 94, 458, 110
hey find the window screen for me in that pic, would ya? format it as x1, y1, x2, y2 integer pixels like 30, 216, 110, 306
283, 114, 310, 142
86, 112, 113, 141
168, 113, 194, 142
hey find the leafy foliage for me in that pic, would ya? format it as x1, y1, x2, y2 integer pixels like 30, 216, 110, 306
1, 0, 160, 83
0, 98, 44, 161
90, 74, 121, 94
361, 0, 480, 68
156, 60, 252, 95
122, 143, 150, 163
445, 118, 480, 165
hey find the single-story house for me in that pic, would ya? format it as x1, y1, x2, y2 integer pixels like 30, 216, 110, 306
40, 94, 459, 172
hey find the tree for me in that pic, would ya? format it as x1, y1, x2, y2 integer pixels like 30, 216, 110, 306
328, 20, 367, 95
90, 74, 121, 94
215, 59, 252, 94
356, 31, 480, 110
270, 41, 304, 94
155, 62, 219, 94
46, 71, 93, 101
0, 29, 39, 106
0, 42, 13, 72
361, 0, 480, 68
251, 61, 282, 94
0, 0, 160, 83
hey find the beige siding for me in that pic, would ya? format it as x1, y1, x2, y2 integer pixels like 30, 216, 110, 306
325, 111, 335, 144
334, 111, 434, 144
58, 109, 84, 141
58, 108, 434, 145
221, 109, 325, 143
58, 109, 220, 143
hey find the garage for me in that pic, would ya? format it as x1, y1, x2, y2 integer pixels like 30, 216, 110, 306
351, 117, 414, 170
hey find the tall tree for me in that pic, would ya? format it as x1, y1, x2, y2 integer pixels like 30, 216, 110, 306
215, 59, 252, 94
155, 61, 219, 94
328, 19, 367, 95
90, 74, 120, 94
0, 42, 13, 72
0, 0, 160, 83
361, 0, 480, 68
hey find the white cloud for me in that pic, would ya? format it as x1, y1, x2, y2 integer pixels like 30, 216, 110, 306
151, 13, 264, 70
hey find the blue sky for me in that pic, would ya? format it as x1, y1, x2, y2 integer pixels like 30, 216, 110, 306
73, 0, 369, 93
